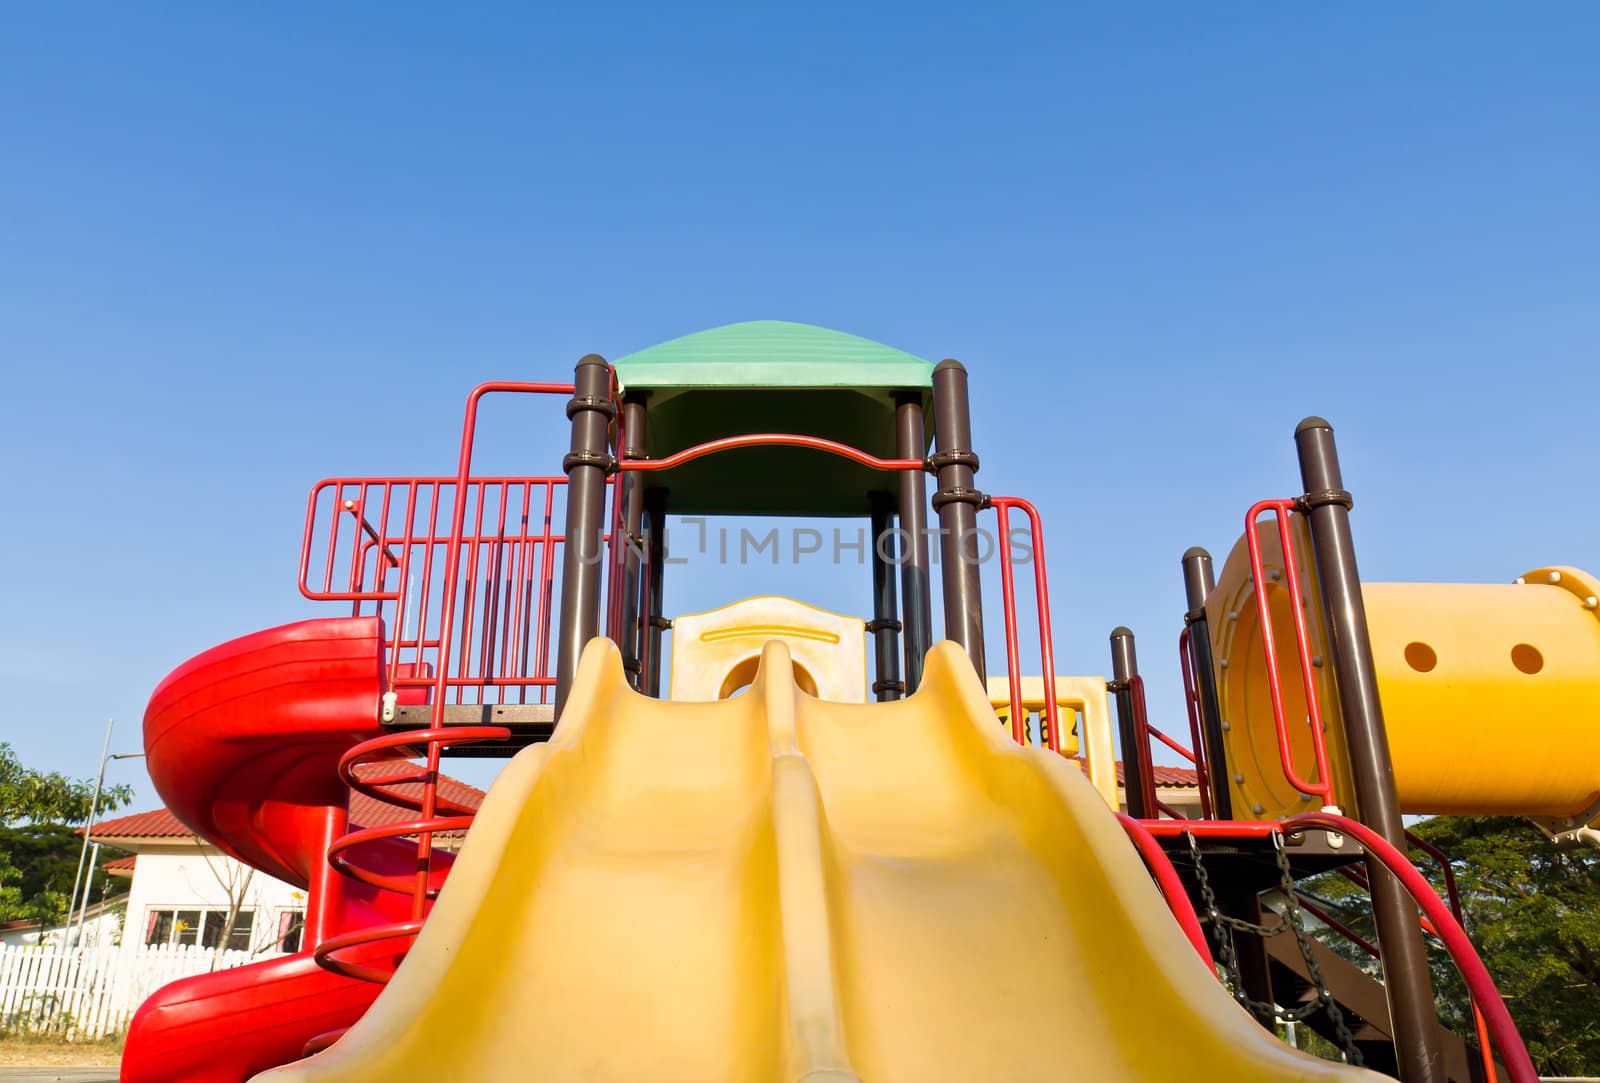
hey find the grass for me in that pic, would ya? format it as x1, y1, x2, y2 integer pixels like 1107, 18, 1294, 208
0, 1032, 123, 1066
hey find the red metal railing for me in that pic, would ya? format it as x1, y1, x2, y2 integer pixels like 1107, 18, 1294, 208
989, 496, 1060, 751
1117, 813, 1213, 964
302, 475, 569, 704
313, 725, 510, 984
617, 432, 926, 475
1126, 674, 1201, 819
301, 383, 584, 710
308, 382, 591, 985
1140, 814, 1537, 1083
1176, 628, 1215, 820
1244, 499, 1336, 806
1329, 832, 1500, 1083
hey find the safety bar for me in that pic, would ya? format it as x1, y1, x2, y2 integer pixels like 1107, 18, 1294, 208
1121, 667, 1205, 820
1139, 815, 1537, 1083
1176, 628, 1215, 820
1333, 832, 1498, 1083
301, 382, 585, 715
428, 384, 578, 725
1124, 675, 1164, 817
616, 431, 927, 474
989, 496, 1059, 751
1116, 813, 1212, 964
314, 725, 510, 984
1244, 499, 1336, 806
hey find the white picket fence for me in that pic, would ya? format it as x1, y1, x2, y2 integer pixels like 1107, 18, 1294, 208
0, 942, 258, 1038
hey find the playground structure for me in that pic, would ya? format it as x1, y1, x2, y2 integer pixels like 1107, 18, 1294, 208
123, 321, 1599, 1082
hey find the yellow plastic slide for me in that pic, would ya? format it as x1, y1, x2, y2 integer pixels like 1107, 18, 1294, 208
256, 640, 1376, 1082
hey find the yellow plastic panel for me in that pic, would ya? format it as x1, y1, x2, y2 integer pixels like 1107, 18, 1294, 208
1210, 517, 1600, 823
985, 674, 1119, 810
1364, 566, 1600, 819
256, 638, 1376, 1082
670, 595, 867, 702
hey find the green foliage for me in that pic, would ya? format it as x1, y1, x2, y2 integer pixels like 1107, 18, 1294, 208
0, 742, 131, 826
0, 742, 132, 926
1301, 816, 1600, 1076
0, 823, 128, 926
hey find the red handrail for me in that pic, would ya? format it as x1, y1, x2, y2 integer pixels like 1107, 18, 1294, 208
1127, 675, 1161, 818
431, 383, 579, 726
1292, 892, 1380, 958
618, 432, 925, 474
1116, 813, 1213, 965
300, 387, 580, 707
315, 725, 510, 984
1176, 627, 1215, 820
1244, 499, 1336, 806
1141, 815, 1537, 1083
989, 496, 1059, 751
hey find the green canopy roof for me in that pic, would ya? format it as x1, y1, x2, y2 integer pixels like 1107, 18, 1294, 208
613, 320, 933, 393
610, 321, 936, 517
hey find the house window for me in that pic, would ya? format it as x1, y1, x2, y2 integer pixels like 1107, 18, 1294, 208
277, 909, 306, 953
144, 907, 255, 951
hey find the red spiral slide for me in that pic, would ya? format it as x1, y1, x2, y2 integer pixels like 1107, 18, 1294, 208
123, 617, 441, 1083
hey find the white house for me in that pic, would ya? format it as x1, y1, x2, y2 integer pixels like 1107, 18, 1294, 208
0, 895, 126, 948
85, 770, 489, 965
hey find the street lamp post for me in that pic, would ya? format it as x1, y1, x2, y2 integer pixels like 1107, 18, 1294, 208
65, 729, 146, 950
64, 721, 113, 948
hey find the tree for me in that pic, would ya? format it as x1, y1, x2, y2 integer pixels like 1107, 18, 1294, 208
1301, 816, 1600, 1076
0, 742, 133, 925
193, 839, 256, 967
0, 823, 128, 927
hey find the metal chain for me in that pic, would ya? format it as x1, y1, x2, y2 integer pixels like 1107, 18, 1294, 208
1185, 831, 1364, 1065
1271, 835, 1363, 1065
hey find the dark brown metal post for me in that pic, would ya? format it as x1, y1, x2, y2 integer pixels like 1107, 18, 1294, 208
554, 355, 614, 716
617, 397, 648, 689
869, 493, 904, 701
1217, 882, 1279, 1030
1181, 547, 1233, 820
1296, 416, 1443, 1083
643, 488, 667, 698
895, 394, 933, 691
1108, 627, 1150, 820
930, 360, 985, 680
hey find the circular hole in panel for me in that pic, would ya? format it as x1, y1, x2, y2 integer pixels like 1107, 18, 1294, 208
1510, 643, 1544, 675
1403, 641, 1437, 673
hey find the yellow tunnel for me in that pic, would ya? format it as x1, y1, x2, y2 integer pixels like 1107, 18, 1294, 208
1207, 519, 1600, 829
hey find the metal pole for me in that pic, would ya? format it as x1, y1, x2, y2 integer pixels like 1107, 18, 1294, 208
78, 842, 101, 935
70, 751, 144, 951
65, 719, 114, 949
643, 488, 667, 698
869, 493, 904, 701
1108, 630, 1151, 819
554, 355, 614, 716
1181, 547, 1234, 819
1217, 880, 1279, 1030
895, 394, 932, 691
930, 360, 985, 679
618, 397, 649, 689
1295, 415, 1443, 1083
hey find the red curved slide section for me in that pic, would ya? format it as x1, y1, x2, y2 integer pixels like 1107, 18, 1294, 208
125, 617, 440, 1083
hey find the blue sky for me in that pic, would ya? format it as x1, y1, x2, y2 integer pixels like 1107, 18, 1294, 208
2, 4, 1595, 802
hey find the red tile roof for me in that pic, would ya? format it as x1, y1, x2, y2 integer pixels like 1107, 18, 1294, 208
102, 855, 137, 875
90, 808, 192, 839
91, 765, 487, 841
1117, 762, 1200, 788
